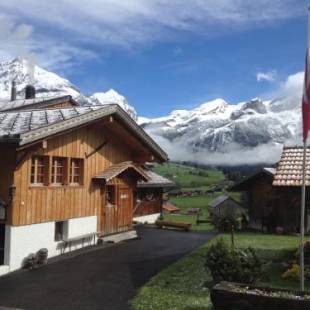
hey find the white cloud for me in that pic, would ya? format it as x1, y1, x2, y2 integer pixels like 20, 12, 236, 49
151, 133, 283, 166
280, 71, 304, 97
0, 0, 307, 69
256, 70, 277, 82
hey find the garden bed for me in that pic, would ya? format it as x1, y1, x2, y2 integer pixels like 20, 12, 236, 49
211, 281, 310, 310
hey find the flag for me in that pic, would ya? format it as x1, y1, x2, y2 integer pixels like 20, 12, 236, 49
303, 46, 310, 142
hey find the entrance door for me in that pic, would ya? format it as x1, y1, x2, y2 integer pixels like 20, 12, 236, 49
0, 224, 5, 265
103, 185, 133, 235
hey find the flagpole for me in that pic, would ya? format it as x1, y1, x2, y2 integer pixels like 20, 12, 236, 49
301, 141, 306, 291
300, 5, 310, 292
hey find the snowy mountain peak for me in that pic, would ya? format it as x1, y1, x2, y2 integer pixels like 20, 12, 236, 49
0, 58, 137, 119
195, 98, 228, 114
89, 89, 137, 120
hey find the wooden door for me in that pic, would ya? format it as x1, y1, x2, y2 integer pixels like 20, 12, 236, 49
103, 185, 133, 235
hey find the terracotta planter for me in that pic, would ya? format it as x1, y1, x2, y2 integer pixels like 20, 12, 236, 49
210, 281, 310, 310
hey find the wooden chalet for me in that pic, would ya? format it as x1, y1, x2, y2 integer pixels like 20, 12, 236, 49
133, 169, 174, 223
232, 146, 310, 233
0, 85, 168, 275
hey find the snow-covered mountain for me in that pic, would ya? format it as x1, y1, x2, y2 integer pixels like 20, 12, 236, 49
138, 96, 302, 165
0, 58, 302, 165
0, 58, 137, 120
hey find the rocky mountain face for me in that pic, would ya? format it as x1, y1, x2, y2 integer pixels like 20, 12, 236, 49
0, 58, 302, 165
0, 58, 137, 120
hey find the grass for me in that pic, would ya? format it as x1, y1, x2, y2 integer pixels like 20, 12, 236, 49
153, 162, 225, 191
131, 233, 310, 310
163, 192, 241, 231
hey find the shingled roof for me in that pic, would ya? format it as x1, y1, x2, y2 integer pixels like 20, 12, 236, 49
93, 161, 149, 181
0, 95, 77, 112
137, 169, 175, 188
0, 104, 168, 161
273, 146, 310, 186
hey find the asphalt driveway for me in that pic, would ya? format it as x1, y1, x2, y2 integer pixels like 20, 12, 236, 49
0, 226, 214, 310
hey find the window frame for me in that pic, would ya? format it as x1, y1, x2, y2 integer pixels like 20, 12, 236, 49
51, 157, 66, 186
69, 158, 84, 185
30, 156, 49, 186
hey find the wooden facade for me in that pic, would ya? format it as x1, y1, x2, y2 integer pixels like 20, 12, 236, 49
2, 114, 164, 235
231, 168, 310, 232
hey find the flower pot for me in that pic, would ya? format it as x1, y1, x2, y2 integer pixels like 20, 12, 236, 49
210, 281, 310, 310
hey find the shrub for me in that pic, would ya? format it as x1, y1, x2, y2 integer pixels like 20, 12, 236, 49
282, 263, 310, 280
205, 239, 263, 284
282, 264, 299, 280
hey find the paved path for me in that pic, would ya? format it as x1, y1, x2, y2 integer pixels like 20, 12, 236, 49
0, 226, 214, 310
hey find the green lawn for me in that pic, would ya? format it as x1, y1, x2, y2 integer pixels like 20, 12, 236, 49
131, 233, 310, 310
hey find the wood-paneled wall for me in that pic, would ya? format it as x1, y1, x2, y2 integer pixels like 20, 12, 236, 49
11, 122, 136, 227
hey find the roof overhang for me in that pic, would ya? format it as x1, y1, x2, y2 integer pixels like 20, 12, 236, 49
93, 161, 150, 182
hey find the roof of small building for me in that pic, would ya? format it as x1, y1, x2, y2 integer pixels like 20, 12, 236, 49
0, 95, 77, 112
230, 167, 275, 191
209, 195, 240, 208
0, 104, 168, 161
137, 169, 175, 188
93, 161, 150, 182
163, 202, 180, 212
273, 146, 310, 186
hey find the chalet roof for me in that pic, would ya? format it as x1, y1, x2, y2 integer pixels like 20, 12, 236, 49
93, 161, 150, 182
273, 146, 310, 186
137, 170, 175, 188
230, 167, 275, 191
0, 95, 77, 112
0, 104, 168, 161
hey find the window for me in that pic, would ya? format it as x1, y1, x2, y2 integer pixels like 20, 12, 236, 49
55, 221, 65, 241
70, 159, 83, 185
31, 156, 48, 185
106, 185, 116, 205
52, 157, 66, 185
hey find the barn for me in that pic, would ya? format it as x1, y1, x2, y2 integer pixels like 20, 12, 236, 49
209, 195, 245, 219
231, 168, 276, 231
0, 84, 168, 275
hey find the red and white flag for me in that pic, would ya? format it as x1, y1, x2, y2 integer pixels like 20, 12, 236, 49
303, 41, 310, 142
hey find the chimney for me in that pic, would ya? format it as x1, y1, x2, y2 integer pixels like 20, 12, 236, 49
25, 85, 36, 99
10, 80, 16, 101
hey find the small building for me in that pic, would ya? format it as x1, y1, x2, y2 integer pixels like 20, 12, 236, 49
209, 195, 245, 220
0, 85, 168, 275
134, 170, 175, 223
230, 168, 276, 231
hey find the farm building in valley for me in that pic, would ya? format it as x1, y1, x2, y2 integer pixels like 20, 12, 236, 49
0, 84, 169, 275
209, 195, 245, 220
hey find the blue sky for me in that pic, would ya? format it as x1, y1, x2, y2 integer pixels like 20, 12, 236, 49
0, 1, 308, 117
